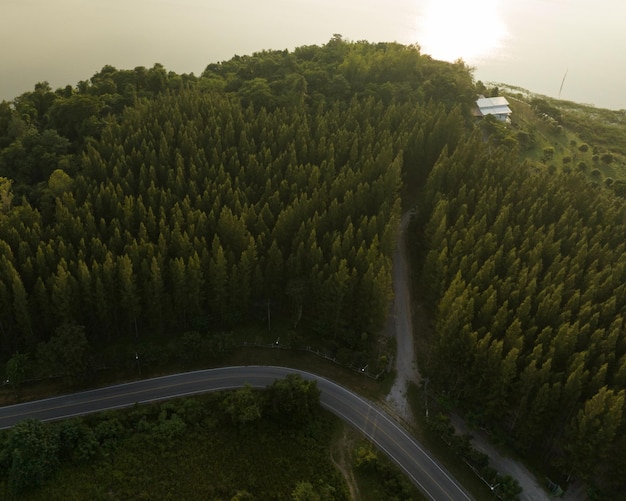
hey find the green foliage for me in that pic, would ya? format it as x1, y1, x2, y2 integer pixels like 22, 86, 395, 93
35, 323, 91, 380
55, 418, 98, 463
354, 442, 421, 501
494, 474, 523, 501
541, 146, 555, 163
0, 39, 474, 372
266, 374, 320, 426
562, 387, 625, 481
420, 131, 626, 494
221, 384, 262, 428
47, 169, 72, 197
0, 176, 13, 213
531, 98, 562, 122
291, 480, 336, 501
93, 415, 126, 452
0, 383, 348, 500
5, 352, 29, 389
600, 152, 614, 164
4, 419, 59, 493
426, 413, 455, 443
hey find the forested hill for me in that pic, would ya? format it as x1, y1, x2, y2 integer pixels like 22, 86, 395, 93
421, 133, 626, 494
0, 39, 472, 372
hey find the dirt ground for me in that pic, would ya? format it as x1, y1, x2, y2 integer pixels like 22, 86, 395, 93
331, 427, 360, 500
385, 211, 420, 420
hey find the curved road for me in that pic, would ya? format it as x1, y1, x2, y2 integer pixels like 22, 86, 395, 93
0, 365, 472, 501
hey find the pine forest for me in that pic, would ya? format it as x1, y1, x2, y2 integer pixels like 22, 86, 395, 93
1, 36, 625, 496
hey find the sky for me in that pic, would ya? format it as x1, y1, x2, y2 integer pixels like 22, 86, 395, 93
2, 0, 625, 109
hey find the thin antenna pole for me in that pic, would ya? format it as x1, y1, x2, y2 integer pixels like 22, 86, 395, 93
559, 68, 568, 98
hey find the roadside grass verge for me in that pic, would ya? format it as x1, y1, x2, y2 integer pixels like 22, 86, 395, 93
406, 382, 495, 500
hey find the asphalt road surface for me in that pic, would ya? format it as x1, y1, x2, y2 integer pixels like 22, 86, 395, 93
0, 366, 472, 501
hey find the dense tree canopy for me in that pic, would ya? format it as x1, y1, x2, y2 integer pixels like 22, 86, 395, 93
420, 132, 626, 490
0, 38, 472, 368
2, 33, 624, 498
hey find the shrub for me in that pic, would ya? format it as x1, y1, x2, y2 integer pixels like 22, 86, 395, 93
427, 413, 455, 442
5, 419, 60, 493
94, 416, 126, 451
601, 153, 614, 164
55, 418, 99, 463
541, 147, 555, 163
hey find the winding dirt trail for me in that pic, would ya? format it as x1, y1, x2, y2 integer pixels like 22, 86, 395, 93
385, 211, 420, 420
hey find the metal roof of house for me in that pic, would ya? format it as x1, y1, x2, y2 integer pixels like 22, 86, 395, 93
476, 96, 512, 116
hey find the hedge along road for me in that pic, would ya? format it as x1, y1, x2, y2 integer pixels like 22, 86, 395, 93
0, 365, 473, 501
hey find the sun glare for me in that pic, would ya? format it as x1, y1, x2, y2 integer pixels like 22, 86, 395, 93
414, 0, 508, 62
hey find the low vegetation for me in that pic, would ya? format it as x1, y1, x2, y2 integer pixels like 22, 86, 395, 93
0, 375, 350, 500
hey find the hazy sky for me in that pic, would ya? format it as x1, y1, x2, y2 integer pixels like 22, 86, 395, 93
2, 0, 625, 109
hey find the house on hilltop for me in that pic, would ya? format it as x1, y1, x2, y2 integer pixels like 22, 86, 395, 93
474, 96, 512, 122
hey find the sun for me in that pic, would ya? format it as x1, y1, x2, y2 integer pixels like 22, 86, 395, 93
414, 0, 508, 62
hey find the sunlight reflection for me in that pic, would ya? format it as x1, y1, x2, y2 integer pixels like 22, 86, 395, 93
414, 0, 509, 62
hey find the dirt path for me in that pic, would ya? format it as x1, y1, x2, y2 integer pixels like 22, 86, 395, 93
385, 211, 420, 420
450, 414, 551, 501
384, 211, 587, 501
331, 427, 360, 500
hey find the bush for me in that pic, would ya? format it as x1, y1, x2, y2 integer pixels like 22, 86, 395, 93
480, 465, 499, 484
94, 416, 126, 451
55, 418, 99, 462
427, 413, 455, 442
466, 448, 489, 469
601, 153, 614, 164
180, 330, 205, 362
449, 433, 473, 458
153, 411, 187, 443
494, 474, 523, 501
541, 147, 555, 163
265, 374, 320, 426
5, 419, 60, 493
613, 180, 626, 197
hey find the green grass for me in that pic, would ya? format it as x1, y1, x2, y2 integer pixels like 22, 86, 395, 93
503, 91, 626, 184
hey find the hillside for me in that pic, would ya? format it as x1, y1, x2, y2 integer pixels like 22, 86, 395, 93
0, 38, 472, 382
478, 82, 626, 191
2, 37, 626, 500
417, 88, 626, 497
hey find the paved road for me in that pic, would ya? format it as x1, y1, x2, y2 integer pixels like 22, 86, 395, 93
0, 365, 472, 501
